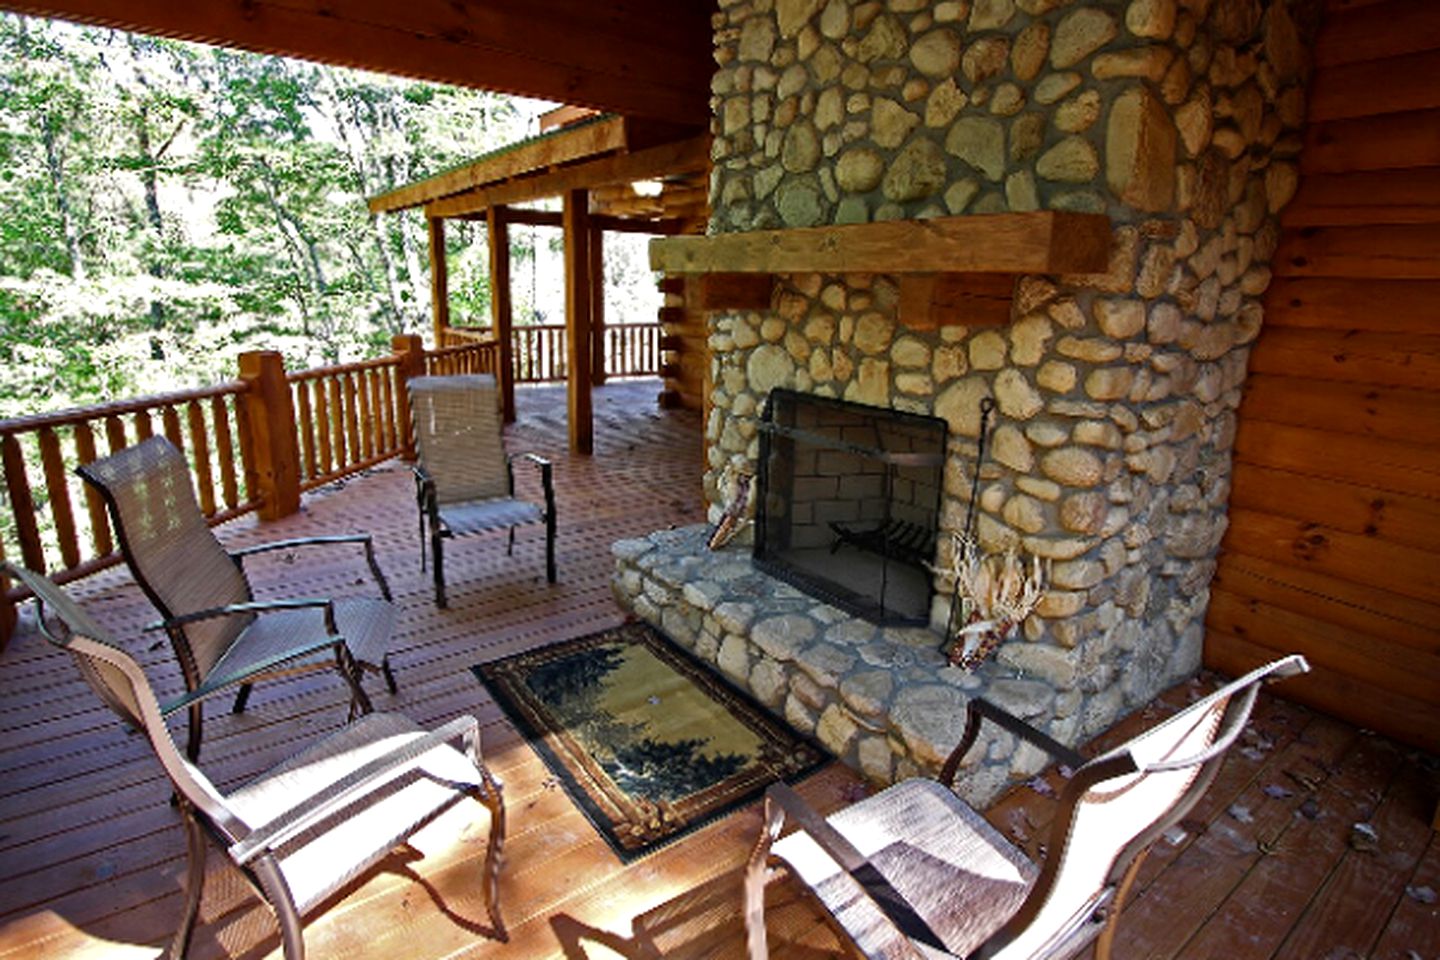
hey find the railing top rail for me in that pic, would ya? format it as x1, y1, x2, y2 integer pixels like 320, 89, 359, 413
0, 381, 249, 437
428, 341, 499, 358
287, 354, 402, 383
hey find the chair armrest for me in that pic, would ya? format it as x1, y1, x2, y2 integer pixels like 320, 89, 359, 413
755, 783, 947, 955
231, 534, 393, 603
512, 452, 555, 510
149, 597, 339, 633
940, 699, 1085, 788
228, 713, 496, 866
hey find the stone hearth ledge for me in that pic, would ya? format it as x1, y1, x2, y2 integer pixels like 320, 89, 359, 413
615, 524, 1077, 807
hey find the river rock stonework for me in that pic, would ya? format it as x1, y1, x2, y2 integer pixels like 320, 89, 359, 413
618, 0, 1320, 804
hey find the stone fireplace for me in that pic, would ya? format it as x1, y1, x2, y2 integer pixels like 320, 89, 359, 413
617, 0, 1320, 804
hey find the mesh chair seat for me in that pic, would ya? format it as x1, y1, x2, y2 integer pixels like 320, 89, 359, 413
198, 598, 396, 699
228, 711, 486, 914
436, 498, 545, 537
773, 779, 1036, 959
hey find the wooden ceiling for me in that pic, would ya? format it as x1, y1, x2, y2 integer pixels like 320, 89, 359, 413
0, 0, 715, 124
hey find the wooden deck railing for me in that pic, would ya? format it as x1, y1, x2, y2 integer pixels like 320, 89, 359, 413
0, 335, 496, 646
455, 322, 661, 383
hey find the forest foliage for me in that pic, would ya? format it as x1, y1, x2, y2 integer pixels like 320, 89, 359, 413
0, 15, 655, 421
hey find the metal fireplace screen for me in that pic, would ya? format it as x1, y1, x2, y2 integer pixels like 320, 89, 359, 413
755, 389, 947, 625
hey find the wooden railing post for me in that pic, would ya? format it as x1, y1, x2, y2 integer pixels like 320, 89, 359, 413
391, 334, 425, 460
238, 351, 301, 522
0, 534, 15, 652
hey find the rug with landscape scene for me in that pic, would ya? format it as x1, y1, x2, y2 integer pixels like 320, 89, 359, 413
474, 621, 828, 861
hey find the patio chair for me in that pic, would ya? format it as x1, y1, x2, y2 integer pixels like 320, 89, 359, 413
409, 374, 556, 608
745, 655, 1310, 960
5, 561, 506, 959
78, 436, 397, 760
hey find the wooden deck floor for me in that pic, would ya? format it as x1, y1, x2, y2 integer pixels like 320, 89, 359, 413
1, 380, 1435, 960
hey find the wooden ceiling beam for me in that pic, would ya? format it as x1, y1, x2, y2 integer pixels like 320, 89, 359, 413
424, 135, 709, 219
0, 0, 712, 125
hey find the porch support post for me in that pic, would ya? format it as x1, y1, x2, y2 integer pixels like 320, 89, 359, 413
589, 224, 607, 387
487, 205, 516, 424
237, 350, 301, 521
563, 189, 594, 455
428, 216, 449, 348
391, 334, 426, 460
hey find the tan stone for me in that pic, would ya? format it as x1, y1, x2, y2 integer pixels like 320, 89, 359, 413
1004, 494, 1047, 534
1036, 136, 1100, 182
991, 424, 1035, 472
847, 357, 891, 406
1037, 360, 1078, 393
781, 121, 822, 173
891, 336, 931, 368
933, 344, 968, 381
1006, 170, 1040, 211
739, 17, 778, 62
1035, 72, 1082, 105
1017, 475, 1062, 500
1265, 1, 1305, 80
946, 116, 1006, 181
1073, 420, 1123, 448
925, 78, 969, 128
819, 0, 849, 38
963, 36, 1011, 85
935, 376, 994, 437
1266, 161, 1299, 214
1085, 367, 1135, 400
910, 28, 961, 77
871, 98, 919, 149
831, 349, 854, 382
1054, 90, 1103, 132
1011, 21, 1051, 82
882, 137, 948, 201
1023, 535, 1098, 561
944, 179, 981, 214
1041, 447, 1104, 487
836, 147, 884, 193
853, 312, 893, 355
1161, 56, 1192, 106
1095, 298, 1147, 338
1010, 314, 1054, 365
1047, 298, 1087, 330
1060, 491, 1107, 533
969, 330, 1008, 370
1010, 113, 1047, 163
1026, 422, 1069, 447
747, 344, 796, 393
1037, 590, 1087, 618
990, 83, 1027, 118
896, 372, 934, 395
1015, 277, 1059, 314
1106, 86, 1177, 212
1051, 8, 1118, 68
857, 14, 907, 62
969, 0, 1016, 30
809, 347, 834, 381
995, 369, 1044, 420
1136, 244, 1176, 299
1058, 336, 1123, 363
1017, 0, 1067, 12
1092, 47, 1174, 82
1125, 0, 1177, 39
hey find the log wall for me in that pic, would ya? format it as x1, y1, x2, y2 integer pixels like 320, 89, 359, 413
1205, 0, 1440, 754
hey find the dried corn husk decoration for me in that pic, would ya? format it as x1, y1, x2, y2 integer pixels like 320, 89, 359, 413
932, 533, 1047, 670
706, 466, 753, 550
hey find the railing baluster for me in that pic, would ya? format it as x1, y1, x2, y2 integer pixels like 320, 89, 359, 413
213, 395, 240, 510
162, 405, 184, 452
104, 415, 126, 454
187, 401, 216, 517
328, 376, 346, 469
38, 428, 80, 569
315, 380, 333, 475
357, 370, 374, 462
134, 409, 154, 441
297, 383, 317, 482
73, 422, 113, 556
2, 435, 45, 573
344, 373, 361, 466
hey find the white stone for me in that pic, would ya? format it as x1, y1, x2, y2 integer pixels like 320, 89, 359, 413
969, 330, 1008, 370
995, 369, 1044, 419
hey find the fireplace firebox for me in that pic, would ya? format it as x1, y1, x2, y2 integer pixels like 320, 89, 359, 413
754, 390, 947, 625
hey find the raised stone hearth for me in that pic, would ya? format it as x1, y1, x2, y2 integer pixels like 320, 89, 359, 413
612, 525, 1179, 805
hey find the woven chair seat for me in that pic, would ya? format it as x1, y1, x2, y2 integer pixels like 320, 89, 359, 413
773, 779, 1035, 959
197, 597, 395, 696
228, 711, 485, 915
436, 498, 545, 537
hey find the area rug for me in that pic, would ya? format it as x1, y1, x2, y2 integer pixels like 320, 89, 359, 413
473, 621, 828, 861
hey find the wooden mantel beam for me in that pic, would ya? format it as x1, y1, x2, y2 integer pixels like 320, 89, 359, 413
650, 211, 1113, 276
0, 0, 712, 125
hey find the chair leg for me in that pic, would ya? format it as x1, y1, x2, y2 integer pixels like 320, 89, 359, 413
185, 701, 204, 763
432, 531, 447, 608
507, 526, 516, 557
232, 683, 254, 715
1096, 848, 1148, 960
480, 784, 508, 941
168, 807, 208, 960
253, 859, 308, 960
337, 648, 373, 721
380, 656, 398, 695
545, 518, 556, 584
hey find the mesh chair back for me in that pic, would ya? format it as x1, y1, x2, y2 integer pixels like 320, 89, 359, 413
994, 655, 1307, 959
78, 437, 251, 678
4, 562, 233, 816
410, 375, 510, 506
